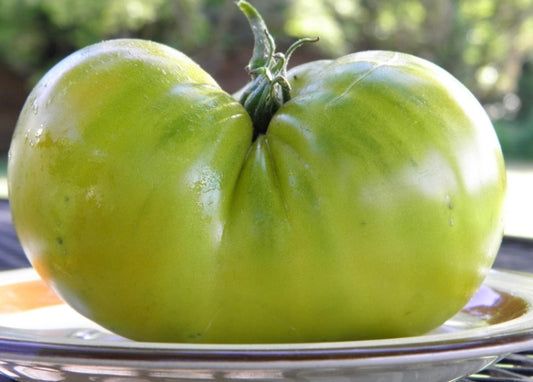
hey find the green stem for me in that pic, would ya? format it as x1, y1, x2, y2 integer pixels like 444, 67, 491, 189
237, 0, 274, 73
236, 0, 317, 140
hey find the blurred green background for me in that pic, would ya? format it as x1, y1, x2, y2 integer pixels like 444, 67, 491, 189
1, 0, 533, 160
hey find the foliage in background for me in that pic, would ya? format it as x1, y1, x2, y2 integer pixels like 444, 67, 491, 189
1, 0, 532, 159
0, 0, 289, 86
287, 0, 533, 100
283, 0, 533, 160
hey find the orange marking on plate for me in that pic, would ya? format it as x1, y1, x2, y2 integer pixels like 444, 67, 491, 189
0, 279, 63, 313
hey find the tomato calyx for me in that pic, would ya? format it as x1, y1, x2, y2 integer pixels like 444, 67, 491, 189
237, 0, 317, 140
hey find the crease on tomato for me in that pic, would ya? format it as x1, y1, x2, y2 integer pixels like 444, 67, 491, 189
261, 134, 291, 218
321, 51, 400, 108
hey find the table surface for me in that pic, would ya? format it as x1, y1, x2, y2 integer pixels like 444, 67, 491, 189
0, 198, 532, 382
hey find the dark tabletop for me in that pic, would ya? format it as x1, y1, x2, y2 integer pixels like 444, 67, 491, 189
0, 199, 30, 269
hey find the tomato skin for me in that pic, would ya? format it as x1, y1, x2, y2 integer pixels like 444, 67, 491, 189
266, 51, 506, 339
8, 39, 254, 341
8, 40, 505, 343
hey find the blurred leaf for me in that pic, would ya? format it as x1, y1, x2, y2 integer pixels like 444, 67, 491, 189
1, 0, 533, 159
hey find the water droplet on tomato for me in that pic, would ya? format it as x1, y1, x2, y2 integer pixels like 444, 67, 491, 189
35, 126, 44, 138
445, 194, 454, 209
31, 99, 38, 115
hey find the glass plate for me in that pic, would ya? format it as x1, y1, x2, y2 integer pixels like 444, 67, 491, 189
0, 268, 533, 382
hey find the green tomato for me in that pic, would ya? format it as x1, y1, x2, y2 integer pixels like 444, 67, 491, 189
8, 3, 505, 344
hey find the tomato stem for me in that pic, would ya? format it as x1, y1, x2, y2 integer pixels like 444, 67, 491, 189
236, 0, 318, 140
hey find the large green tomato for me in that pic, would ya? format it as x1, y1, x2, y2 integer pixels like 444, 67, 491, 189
8, 2, 505, 343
